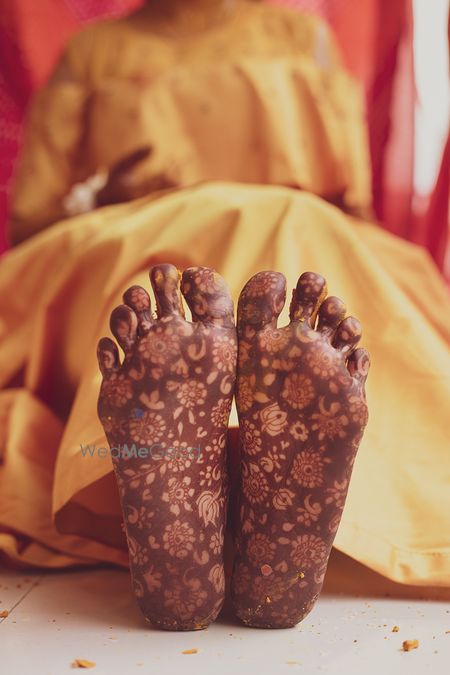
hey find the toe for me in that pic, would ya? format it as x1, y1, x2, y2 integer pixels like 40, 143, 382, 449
289, 272, 327, 325
347, 347, 370, 385
181, 266, 235, 327
110, 304, 138, 355
149, 263, 184, 319
97, 337, 120, 377
123, 284, 153, 334
317, 296, 346, 340
237, 271, 286, 337
332, 316, 362, 356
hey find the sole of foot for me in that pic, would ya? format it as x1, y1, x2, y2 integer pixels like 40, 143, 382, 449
232, 271, 370, 629
97, 264, 237, 631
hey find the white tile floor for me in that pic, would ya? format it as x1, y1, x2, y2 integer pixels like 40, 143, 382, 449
1, 550, 449, 675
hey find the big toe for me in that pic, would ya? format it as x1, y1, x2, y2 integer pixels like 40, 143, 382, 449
181, 266, 234, 327
237, 271, 286, 337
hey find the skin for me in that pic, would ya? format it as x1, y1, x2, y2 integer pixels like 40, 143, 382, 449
232, 271, 370, 628
97, 264, 237, 630
97, 265, 370, 631
95, 147, 178, 208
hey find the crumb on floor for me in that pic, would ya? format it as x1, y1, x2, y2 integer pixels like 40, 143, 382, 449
402, 640, 419, 652
71, 658, 96, 669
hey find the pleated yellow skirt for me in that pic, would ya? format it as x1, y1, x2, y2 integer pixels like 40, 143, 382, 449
1, 182, 449, 585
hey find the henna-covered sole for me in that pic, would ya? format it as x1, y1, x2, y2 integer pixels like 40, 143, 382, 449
232, 271, 370, 628
97, 264, 236, 631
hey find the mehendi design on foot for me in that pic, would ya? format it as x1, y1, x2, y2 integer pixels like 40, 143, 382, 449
232, 271, 370, 628
97, 264, 237, 631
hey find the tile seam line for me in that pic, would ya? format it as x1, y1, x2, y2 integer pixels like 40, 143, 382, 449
0, 575, 44, 625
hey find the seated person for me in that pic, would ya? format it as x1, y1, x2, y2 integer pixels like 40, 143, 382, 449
1, 0, 449, 629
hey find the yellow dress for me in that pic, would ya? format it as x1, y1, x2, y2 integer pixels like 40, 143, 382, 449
2, 3, 450, 585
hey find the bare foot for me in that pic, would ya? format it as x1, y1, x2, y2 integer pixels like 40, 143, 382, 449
232, 271, 370, 628
97, 264, 236, 630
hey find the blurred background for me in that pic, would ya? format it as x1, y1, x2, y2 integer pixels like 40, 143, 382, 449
0, 0, 449, 277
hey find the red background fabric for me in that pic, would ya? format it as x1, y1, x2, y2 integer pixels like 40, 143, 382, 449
0, 0, 448, 271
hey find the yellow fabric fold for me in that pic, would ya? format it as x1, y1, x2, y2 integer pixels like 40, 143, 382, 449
2, 4, 449, 584
1, 183, 450, 584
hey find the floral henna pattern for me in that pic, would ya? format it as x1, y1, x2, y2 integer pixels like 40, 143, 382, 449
97, 264, 236, 631
232, 271, 370, 629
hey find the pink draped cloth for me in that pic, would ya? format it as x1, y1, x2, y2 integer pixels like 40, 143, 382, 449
0, 0, 448, 270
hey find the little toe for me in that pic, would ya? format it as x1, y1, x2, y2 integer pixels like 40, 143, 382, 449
149, 263, 185, 319
237, 271, 286, 337
317, 296, 346, 340
97, 337, 120, 377
181, 266, 235, 327
123, 285, 153, 334
110, 304, 138, 355
333, 316, 362, 356
289, 271, 327, 325
347, 347, 370, 385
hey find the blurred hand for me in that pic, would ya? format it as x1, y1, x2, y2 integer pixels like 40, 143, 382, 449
95, 146, 178, 207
